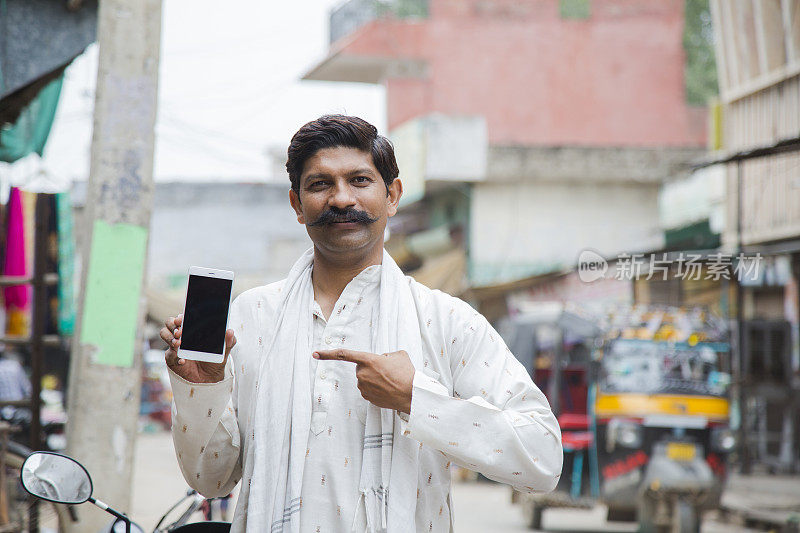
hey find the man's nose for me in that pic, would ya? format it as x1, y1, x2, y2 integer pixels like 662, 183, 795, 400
328, 181, 356, 208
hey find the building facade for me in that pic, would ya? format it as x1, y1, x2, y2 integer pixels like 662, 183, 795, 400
710, 0, 800, 473
304, 0, 707, 299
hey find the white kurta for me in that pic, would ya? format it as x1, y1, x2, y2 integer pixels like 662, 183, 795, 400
169, 266, 562, 532
302, 265, 380, 531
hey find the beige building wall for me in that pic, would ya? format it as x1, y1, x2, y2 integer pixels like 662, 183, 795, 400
470, 181, 663, 286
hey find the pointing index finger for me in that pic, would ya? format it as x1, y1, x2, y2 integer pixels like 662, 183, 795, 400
313, 349, 373, 364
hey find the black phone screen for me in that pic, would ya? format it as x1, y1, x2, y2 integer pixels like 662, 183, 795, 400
181, 275, 233, 355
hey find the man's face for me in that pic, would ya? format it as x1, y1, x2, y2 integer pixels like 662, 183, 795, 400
289, 146, 402, 256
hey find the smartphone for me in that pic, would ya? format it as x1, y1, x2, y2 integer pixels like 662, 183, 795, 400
178, 266, 235, 363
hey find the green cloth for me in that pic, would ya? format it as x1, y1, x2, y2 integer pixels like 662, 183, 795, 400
56, 192, 77, 335
0, 74, 64, 163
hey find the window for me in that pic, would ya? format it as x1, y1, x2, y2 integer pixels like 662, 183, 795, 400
743, 320, 791, 384
560, 0, 590, 19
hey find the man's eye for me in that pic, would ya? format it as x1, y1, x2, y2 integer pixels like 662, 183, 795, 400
353, 176, 370, 184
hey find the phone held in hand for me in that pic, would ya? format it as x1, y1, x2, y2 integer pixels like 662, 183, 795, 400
178, 266, 235, 364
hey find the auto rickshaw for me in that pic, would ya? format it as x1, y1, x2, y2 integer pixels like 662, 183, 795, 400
509, 305, 735, 533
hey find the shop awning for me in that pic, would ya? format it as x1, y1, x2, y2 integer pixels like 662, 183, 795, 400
407, 248, 467, 296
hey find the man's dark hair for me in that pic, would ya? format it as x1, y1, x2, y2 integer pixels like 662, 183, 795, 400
286, 114, 399, 195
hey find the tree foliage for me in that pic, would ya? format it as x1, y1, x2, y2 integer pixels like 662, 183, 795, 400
684, 0, 719, 106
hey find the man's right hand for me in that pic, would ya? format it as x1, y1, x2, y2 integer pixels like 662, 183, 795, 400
161, 314, 236, 384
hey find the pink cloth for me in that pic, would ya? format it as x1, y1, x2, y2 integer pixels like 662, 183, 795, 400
4, 187, 29, 311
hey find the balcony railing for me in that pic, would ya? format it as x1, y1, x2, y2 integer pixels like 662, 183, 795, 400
329, 0, 428, 44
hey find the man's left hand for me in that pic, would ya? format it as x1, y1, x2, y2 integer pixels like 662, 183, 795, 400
313, 349, 415, 414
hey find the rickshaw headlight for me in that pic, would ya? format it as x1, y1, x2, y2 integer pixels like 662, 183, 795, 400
711, 427, 736, 452
614, 420, 642, 448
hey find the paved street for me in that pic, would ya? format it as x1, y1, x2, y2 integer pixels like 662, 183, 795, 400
131, 430, 761, 532
132, 430, 204, 530
449, 480, 757, 533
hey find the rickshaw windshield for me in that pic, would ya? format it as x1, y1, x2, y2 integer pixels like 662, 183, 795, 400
600, 339, 730, 397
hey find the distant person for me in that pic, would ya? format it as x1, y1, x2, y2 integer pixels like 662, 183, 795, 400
162, 115, 563, 532
0, 350, 31, 402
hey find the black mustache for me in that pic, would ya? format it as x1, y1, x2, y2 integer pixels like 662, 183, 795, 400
308, 208, 378, 227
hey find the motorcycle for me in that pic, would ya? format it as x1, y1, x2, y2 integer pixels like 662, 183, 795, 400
1, 388, 68, 453
20, 450, 231, 533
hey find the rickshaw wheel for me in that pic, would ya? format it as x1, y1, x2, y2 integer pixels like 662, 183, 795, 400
522, 501, 543, 530
673, 499, 699, 533
636, 495, 666, 533
607, 507, 637, 522
637, 495, 700, 533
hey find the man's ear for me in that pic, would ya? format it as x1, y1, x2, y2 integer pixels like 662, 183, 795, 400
288, 188, 306, 225
386, 178, 403, 217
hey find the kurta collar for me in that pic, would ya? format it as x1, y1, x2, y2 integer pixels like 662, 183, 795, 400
311, 264, 382, 320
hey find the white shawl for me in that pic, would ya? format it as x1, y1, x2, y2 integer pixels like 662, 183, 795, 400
246, 248, 424, 533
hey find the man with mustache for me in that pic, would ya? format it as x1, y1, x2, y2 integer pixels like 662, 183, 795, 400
162, 115, 562, 533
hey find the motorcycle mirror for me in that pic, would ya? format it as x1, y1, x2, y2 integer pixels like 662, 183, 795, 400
21, 451, 93, 505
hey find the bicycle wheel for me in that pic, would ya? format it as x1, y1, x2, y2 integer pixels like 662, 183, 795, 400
5, 447, 65, 532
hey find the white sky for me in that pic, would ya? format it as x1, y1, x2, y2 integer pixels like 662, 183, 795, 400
42, 0, 386, 183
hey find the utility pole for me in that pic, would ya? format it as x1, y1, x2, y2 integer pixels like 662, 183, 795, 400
734, 160, 751, 474
65, 1, 161, 531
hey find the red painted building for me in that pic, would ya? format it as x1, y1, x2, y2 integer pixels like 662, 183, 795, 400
308, 0, 705, 147
306, 0, 708, 289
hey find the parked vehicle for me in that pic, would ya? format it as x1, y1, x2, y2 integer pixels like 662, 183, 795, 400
592, 335, 732, 533
20, 451, 230, 533
1, 387, 68, 453
1, 387, 69, 532
508, 305, 734, 533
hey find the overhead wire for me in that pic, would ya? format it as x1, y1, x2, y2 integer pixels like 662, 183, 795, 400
158, 111, 266, 150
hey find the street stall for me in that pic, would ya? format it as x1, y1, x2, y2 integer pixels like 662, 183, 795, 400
0, 190, 73, 532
